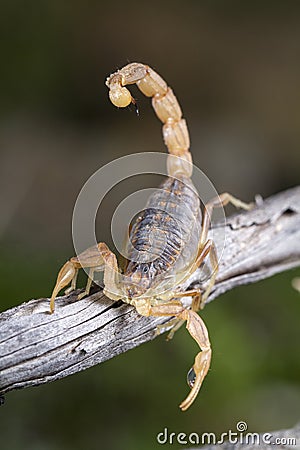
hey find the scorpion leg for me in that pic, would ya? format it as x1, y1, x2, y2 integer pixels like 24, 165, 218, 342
50, 261, 80, 313
159, 290, 202, 340
64, 268, 79, 295
201, 192, 252, 247
135, 300, 211, 411
77, 268, 95, 300
192, 239, 219, 307
185, 193, 253, 311
50, 243, 122, 313
160, 236, 219, 340
165, 238, 217, 335
157, 237, 217, 340
179, 309, 211, 411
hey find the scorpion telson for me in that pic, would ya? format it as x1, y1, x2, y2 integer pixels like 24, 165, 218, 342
49, 63, 251, 411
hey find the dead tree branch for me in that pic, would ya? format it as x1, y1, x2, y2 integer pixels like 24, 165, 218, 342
0, 186, 299, 397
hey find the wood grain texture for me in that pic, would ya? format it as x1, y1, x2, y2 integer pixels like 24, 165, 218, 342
0, 186, 299, 397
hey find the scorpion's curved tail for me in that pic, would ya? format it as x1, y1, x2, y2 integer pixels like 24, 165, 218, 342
106, 63, 193, 178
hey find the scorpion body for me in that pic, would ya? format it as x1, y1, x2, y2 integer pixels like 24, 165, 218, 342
49, 63, 251, 411
124, 175, 201, 298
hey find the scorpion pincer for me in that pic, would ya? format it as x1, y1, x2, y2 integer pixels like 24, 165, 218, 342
49, 63, 251, 410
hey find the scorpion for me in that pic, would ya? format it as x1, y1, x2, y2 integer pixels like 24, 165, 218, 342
49, 63, 251, 411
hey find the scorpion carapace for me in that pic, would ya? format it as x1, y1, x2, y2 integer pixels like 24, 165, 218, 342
49, 62, 251, 411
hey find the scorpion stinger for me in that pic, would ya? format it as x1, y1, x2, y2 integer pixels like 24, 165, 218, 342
50, 62, 252, 411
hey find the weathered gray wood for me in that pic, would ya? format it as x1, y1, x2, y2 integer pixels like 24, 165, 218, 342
0, 186, 299, 397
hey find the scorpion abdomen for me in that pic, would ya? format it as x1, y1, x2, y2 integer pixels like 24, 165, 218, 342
124, 176, 201, 294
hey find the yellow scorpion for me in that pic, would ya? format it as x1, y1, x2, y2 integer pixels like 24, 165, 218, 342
50, 63, 251, 411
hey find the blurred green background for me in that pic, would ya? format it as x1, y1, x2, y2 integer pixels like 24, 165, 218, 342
1, 1, 300, 449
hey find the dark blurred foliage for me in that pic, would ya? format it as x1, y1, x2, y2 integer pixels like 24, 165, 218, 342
0, 1, 299, 449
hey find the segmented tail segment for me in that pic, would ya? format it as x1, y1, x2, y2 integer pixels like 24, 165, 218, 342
106, 63, 193, 177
